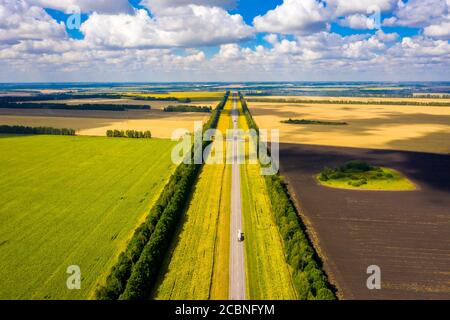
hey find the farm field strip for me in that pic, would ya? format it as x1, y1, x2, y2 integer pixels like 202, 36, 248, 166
0, 135, 176, 300
237, 99, 298, 300
153, 98, 233, 300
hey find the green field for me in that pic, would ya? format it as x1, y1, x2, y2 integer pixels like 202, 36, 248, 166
0, 135, 176, 299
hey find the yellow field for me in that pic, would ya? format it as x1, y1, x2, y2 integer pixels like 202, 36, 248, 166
0, 109, 209, 139
249, 101, 450, 154
238, 100, 298, 300
152, 99, 233, 300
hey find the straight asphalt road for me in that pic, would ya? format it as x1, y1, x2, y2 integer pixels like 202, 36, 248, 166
229, 93, 246, 300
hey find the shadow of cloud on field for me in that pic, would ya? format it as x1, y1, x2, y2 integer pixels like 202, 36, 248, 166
277, 143, 450, 299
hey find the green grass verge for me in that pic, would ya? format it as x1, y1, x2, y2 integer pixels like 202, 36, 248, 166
0, 135, 176, 299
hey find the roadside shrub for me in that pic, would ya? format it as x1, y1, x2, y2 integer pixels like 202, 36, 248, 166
293, 271, 310, 300
316, 288, 336, 300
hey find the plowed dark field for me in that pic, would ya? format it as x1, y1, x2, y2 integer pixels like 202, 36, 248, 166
279, 144, 450, 300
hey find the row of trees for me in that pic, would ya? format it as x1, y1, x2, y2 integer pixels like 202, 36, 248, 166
0, 94, 124, 103
163, 105, 212, 113
247, 98, 450, 107
0, 102, 151, 111
0, 125, 75, 136
239, 92, 336, 300
1, 93, 202, 105
106, 130, 152, 139
96, 91, 230, 300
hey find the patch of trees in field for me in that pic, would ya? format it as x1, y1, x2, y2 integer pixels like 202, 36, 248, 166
282, 118, 348, 126
247, 98, 450, 107
239, 92, 336, 300
415, 94, 450, 99
106, 130, 152, 139
319, 160, 394, 187
0, 125, 75, 136
0, 102, 151, 111
96, 91, 230, 300
163, 105, 212, 113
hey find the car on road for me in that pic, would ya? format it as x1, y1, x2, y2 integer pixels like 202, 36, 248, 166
237, 230, 244, 242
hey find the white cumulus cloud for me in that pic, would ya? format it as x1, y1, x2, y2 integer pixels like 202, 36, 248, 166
424, 18, 450, 39
326, 0, 397, 16
80, 6, 253, 49
0, 0, 66, 44
253, 0, 331, 34
141, 0, 236, 12
393, 0, 448, 27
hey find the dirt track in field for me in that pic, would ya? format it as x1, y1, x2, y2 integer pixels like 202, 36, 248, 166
279, 144, 450, 300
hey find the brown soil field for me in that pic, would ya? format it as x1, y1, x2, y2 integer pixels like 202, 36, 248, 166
0, 109, 208, 139
250, 102, 450, 154
279, 143, 450, 300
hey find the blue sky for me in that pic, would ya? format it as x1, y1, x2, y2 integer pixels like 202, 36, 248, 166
0, 0, 449, 82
